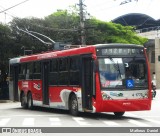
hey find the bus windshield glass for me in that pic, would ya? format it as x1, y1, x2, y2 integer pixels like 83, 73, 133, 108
98, 57, 148, 89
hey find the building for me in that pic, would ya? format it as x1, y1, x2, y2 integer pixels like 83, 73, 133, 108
112, 13, 160, 88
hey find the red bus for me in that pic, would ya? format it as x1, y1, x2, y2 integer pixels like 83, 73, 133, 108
9, 44, 152, 116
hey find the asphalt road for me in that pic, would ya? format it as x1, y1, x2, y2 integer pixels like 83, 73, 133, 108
0, 90, 160, 135
0, 91, 160, 127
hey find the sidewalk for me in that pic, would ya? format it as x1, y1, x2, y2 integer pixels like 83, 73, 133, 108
0, 100, 12, 103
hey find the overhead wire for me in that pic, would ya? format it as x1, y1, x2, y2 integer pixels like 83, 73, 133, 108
0, 0, 30, 14
0, 0, 78, 32
0, 0, 158, 30
86, 0, 119, 14
0, 0, 30, 24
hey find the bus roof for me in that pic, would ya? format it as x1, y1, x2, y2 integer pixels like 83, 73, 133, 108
94, 43, 143, 48
9, 43, 144, 64
10, 45, 95, 64
9, 57, 23, 64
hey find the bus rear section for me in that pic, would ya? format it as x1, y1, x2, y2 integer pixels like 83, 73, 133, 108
8, 47, 96, 116
94, 44, 152, 116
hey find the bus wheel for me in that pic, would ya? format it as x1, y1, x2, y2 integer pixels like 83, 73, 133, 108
21, 93, 27, 108
69, 94, 79, 116
114, 112, 125, 117
27, 93, 33, 109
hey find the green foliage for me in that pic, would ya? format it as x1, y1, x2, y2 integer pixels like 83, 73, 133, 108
0, 24, 14, 75
0, 9, 148, 74
85, 19, 147, 45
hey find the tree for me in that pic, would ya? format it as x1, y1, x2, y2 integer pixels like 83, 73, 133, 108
85, 18, 147, 44
0, 23, 14, 78
9, 9, 147, 47
1, 9, 148, 72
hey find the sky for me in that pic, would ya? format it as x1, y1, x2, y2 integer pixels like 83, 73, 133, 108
0, 0, 160, 24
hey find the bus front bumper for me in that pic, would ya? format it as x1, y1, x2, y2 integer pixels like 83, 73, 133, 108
95, 99, 151, 112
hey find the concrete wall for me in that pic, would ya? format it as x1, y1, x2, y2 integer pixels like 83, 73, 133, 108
137, 30, 160, 39
137, 31, 159, 88
147, 46, 155, 80
155, 38, 160, 88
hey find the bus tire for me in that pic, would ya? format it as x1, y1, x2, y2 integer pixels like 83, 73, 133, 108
69, 94, 79, 116
21, 92, 27, 108
27, 93, 33, 110
114, 112, 125, 117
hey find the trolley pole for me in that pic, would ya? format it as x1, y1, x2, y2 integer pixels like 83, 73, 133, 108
79, 0, 86, 46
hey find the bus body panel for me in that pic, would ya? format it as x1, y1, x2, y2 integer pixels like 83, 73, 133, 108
18, 81, 83, 111
18, 80, 42, 101
9, 44, 152, 115
49, 86, 82, 111
20, 46, 95, 63
95, 99, 151, 112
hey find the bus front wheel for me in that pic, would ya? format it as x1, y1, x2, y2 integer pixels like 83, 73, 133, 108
27, 93, 33, 109
69, 94, 79, 116
114, 112, 125, 117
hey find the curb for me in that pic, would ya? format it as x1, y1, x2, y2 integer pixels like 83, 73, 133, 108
0, 100, 12, 103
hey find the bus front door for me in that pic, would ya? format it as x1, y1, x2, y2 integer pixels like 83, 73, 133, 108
82, 55, 93, 111
42, 61, 49, 105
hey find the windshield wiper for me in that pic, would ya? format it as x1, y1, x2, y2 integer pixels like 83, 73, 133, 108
109, 56, 122, 79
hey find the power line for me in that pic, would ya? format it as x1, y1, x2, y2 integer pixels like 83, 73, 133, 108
85, 0, 116, 9
0, 5, 15, 17
0, 0, 30, 14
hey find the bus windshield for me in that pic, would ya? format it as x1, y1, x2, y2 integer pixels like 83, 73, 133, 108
98, 57, 148, 89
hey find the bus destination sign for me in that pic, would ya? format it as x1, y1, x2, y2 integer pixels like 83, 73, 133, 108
99, 48, 144, 56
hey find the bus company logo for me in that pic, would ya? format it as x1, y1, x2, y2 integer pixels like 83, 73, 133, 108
22, 81, 29, 88
110, 92, 123, 97
33, 83, 41, 90
123, 102, 131, 106
37, 53, 57, 59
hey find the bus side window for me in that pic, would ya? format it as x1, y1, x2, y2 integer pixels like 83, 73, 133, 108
33, 62, 41, 79
49, 59, 59, 85
26, 63, 33, 80
69, 57, 80, 86
59, 58, 69, 85
18, 63, 26, 80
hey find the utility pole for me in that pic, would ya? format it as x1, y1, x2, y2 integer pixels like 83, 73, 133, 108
4, 12, 6, 24
79, 0, 86, 45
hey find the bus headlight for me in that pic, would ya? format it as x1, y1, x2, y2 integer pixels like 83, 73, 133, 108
102, 93, 112, 100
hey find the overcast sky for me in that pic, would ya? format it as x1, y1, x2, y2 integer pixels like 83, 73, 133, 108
0, 0, 160, 24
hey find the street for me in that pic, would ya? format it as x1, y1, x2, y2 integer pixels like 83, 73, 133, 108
0, 90, 160, 128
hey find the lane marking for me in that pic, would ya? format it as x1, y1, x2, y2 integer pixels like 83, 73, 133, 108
0, 118, 10, 126
49, 118, 61, 126
124, 112, 138, 117
103, 121, 120, 126
0, 114, 64, 118
72, 117, 90, 126
22, 118, 34, 126
128, 119, 151, 127
145, 119, 160, 125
